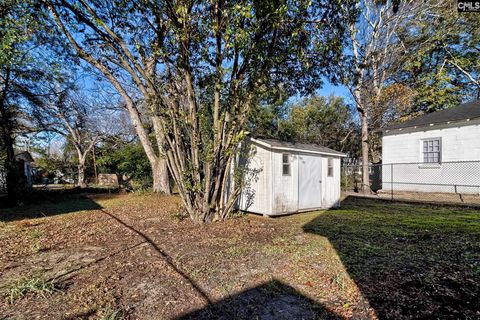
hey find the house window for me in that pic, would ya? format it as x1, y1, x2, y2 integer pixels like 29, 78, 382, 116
423, 138, 441, 163
282, 153, 290, 176
327, 158, 334, 177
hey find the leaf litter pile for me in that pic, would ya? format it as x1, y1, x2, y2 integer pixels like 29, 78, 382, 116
1, 194, 478, 319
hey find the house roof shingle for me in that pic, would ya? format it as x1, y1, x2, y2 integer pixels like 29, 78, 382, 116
382, 100, 480, 131
252, 138, 346, 156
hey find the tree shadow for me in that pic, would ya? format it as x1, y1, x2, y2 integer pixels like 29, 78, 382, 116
176, 279, 341, 320
0, 192, 111, 222
303, 196, 480, 319
99, 209, 212, 305
100, 209, 341, 320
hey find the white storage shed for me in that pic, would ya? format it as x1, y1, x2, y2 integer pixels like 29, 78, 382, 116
236, 138, 346, 216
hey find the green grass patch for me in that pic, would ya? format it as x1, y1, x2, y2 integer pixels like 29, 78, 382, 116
303, 199, 480, 276
299, 198, 480, 318
5, 277, 56, 303
301, 197, 480, 318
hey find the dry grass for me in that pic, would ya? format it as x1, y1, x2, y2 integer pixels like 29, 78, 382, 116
1, 193, 478, 319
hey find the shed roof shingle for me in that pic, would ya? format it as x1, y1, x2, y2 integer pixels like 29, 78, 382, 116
382, 100, 480, 131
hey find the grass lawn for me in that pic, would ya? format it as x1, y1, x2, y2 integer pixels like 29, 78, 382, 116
0, 194, 479, 319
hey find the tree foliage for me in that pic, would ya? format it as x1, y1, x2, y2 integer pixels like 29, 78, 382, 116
96, 141, 152, 189
46, 0, 352, 221
0, 0, 66, 202
251, 95, 359, 155
397, 2, 480, 112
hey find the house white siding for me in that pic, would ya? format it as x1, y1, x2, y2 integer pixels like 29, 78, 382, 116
382, 122, 480, 193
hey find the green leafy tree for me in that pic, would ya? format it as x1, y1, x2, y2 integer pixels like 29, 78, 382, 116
0, 0, 63, 203
46, 0, 351, 221
278, 96, 359, 154
398, 2, 480, 112
251, 95, 359, 155
248, 102, 289, 139
96, 141, 152, 189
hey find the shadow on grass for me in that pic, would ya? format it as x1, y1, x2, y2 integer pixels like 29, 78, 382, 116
303, 195, 480, 319
177, 279, 341, 320
0, 188, 119, 222
100, 209, 342, 320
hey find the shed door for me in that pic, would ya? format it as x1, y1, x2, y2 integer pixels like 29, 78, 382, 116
298, 154, 322, 210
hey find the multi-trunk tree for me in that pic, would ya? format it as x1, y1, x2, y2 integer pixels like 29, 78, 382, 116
44, 0, 352, 221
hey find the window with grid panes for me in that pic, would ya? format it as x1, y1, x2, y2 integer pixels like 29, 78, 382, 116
282, 153, 291, 175
327, 158, 334, 177
423, 139, 441, 163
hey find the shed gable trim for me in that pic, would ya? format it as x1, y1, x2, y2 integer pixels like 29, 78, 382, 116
251, 138, 346, 157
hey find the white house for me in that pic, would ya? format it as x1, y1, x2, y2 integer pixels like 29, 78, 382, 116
236, 138, 346, 216
381, 100, 480, 194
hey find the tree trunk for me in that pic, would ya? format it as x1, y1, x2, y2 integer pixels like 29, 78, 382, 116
92, 144, 98, 184
152, 158, 170, 194
352, 85, 371, 194
0, 114, 16, 201
151, 116, 171, 195
0, 67, 24, 205
360, 109, 370, 194
77, 162, 87, 188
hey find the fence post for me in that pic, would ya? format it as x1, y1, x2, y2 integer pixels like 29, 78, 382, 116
391, 163, 394, 201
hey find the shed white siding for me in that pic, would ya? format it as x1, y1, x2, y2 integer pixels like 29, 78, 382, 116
271, 151, 299, 214
237, 145, 272, 215
382, 121, 480, 193
236, 139, 344, 216
321, 157, 341, 208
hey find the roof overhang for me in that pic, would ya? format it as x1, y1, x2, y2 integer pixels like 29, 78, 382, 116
250, 138, 347, 157
381, 117, 480, 136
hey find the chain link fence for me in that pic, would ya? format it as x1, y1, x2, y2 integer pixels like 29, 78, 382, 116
342, 161, 480, 206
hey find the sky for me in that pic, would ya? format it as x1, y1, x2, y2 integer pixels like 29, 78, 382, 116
316, 82, 351, 102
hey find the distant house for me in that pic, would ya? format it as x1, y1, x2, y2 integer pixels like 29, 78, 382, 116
234, 138, 346, 216
0, 151, 35, 193
15, 151, 35, 187
380, 100, 480, 194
